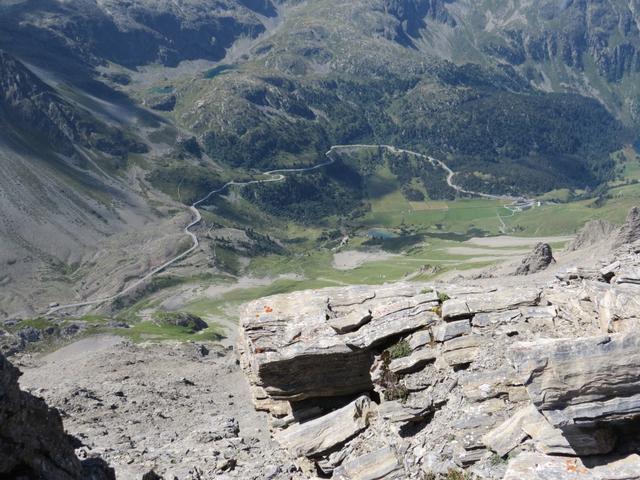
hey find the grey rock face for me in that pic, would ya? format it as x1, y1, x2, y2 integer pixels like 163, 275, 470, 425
614, 206, 640, 249
239, 283, 434, 403
238, 236, 640, 478
0, 353, 114, 480
274, 396, 372, 458
566, 219, 617, 251
0, 49, 146, 159
3, 0, 270, 69
510, 334, 640, 428
388, 348, 437, 374
515, 242, 555, 276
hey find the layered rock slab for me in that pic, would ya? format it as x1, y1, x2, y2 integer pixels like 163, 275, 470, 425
510, 334, 640, 428
441, 287, 541, 320
275, 396, 373, 458
240, 284, 434, 402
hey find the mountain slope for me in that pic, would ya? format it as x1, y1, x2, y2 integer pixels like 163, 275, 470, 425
0, 0, 638, 316
0, 50, 189, 318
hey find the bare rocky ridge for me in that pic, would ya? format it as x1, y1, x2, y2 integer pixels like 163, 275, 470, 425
236, 206, 640, 479
613, 206, 640, 249
566, 219, 617, 251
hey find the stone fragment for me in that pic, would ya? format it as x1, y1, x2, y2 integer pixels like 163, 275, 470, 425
601, 261, 621, 280
595, 284, 640, 333
378, 400, 433, 423
389, 348, 437, 375
407, 330, 432, 350
454, 414, 498, 450
275, 396, 372, 457
472, 310, 521, 328
455, 447, 487, 467
460, 368, 519, 402
508, 386, 529, 403
443, 348, 479, 367
403, 371, 433, 391
556, 267, 604, 282
521, 408, 615, 456
510, 334, 640, 428
443, 335, 483, 352
613, 267, 640, 286
333, 447, 402, 480
433, 319, 470, 342
520, 305, 557, 320
329, 309, 372, 333
346, 311, 438, 349
504, 452, 640, 480
482, 405, 537, 457
441, 299, 470, 320
442, 335, 482, 366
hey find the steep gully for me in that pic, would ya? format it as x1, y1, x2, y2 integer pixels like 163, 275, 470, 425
46, 145, 535, 315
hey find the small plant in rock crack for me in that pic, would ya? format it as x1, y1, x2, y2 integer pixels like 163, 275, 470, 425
378, 350, 409, 403
386, 339, 411, 359
438, 292, 450, 303
446, 468, 477, 480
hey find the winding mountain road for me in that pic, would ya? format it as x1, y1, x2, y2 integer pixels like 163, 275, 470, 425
46, 144, 534, 315
45, 149, 340, 315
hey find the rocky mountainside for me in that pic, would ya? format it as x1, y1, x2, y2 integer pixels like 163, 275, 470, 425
234, 206, 640, 479
0, 352, 114, 479
0, 47, 191, 318
439, 0, 640, 126
0, 49, 146, 159
0, 0, 274, 71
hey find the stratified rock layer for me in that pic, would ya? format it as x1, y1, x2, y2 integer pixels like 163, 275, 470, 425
239, 283, 436, 402
510, 334, 640, 428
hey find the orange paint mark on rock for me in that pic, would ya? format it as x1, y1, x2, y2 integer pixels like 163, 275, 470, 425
564, 459, 588, 474
264, 306, 273, 313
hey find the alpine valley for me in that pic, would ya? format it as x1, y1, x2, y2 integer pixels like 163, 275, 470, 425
5, 2, 640, 479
